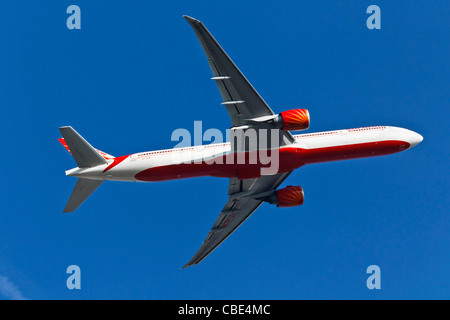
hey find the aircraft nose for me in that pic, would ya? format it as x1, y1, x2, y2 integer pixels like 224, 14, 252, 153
408, 131, 423, 148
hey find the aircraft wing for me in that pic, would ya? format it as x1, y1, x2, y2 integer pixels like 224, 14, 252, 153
184, 16, 295, 146
183, 171, 292, 268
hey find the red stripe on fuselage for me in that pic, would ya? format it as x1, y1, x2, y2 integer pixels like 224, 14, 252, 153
301, 140, 409, 164
103, 155, 130, 173
134, 140, 409, 182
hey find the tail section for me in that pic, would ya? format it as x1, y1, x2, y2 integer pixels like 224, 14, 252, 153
59, 126, 110, 212
63, 178, 103, 213
58, 126, 107, 168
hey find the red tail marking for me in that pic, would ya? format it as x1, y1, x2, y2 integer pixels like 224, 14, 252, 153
58, 138, 71, 154
103, 155, 130, 173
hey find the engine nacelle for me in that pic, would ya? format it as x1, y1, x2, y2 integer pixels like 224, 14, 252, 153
267, 185, 304, 207
275, 109, 310, 131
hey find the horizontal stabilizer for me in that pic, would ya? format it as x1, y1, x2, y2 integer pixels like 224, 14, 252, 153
59, 126, 107, 168
63, 178, 103, 213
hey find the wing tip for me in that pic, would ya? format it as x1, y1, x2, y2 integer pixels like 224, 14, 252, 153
183, 15, 201, 24
181, 262, 194, 270
182, 15, 196, 20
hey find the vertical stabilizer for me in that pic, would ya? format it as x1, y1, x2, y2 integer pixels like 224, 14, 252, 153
59, 126, 107, 168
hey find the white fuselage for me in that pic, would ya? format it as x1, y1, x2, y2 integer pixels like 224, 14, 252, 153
67, 126, 423, 182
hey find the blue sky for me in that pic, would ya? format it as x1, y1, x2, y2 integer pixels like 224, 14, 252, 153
0, 1, 448, 299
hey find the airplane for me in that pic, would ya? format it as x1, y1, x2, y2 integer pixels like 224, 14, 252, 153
58, 16, 423, 268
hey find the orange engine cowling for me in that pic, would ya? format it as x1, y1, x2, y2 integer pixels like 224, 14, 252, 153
268, 186, 304, 207
278, 109, 310, 131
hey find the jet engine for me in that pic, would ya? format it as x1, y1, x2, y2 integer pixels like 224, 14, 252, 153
267, 185, 304, 207
274, 109, 310, 131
